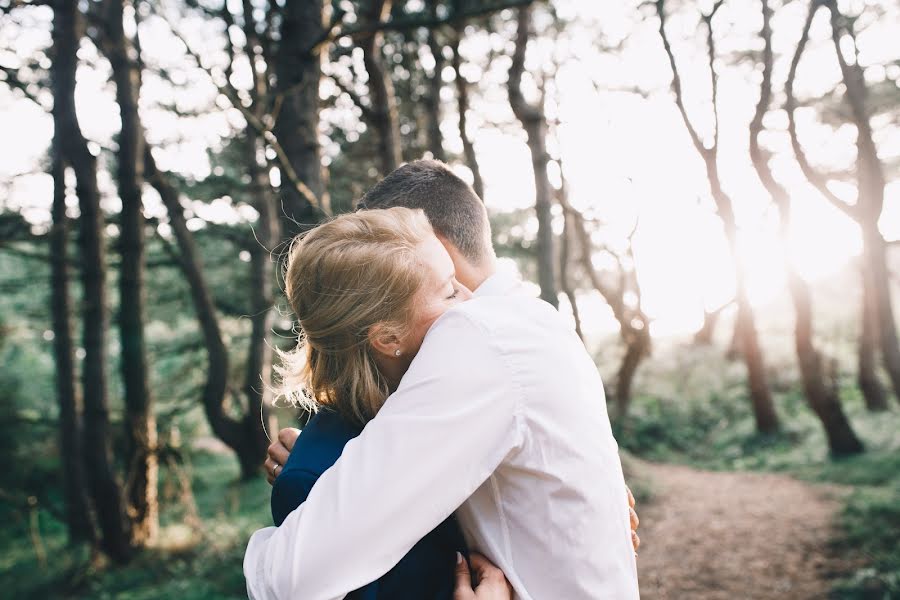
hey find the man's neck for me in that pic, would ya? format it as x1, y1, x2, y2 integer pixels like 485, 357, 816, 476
461, 260, 496, 292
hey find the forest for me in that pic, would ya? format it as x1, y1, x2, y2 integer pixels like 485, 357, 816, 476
0, 0, 898, 598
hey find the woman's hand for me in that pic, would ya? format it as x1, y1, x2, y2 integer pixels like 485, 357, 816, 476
454, 552, 513, 600
264, 427, 300, 484
627, 485, 641, 553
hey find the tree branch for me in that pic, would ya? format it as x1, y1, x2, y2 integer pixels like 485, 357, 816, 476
785, 0, 857, 220
158, 11, 330, 216
0, 64, 46, 109
312, 0, 536, 53
328, 73, 375, 121
655, 0, 708, 158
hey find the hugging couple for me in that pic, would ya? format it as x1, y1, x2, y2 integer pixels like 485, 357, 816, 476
243, 160, 641, 599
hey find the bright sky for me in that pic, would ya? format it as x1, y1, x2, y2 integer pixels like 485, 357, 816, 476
1, 0, 897, 339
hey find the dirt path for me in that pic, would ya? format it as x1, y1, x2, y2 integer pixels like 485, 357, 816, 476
635, 462, 854, 600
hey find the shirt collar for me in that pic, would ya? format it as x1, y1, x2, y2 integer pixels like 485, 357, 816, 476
473, 269, 523, 298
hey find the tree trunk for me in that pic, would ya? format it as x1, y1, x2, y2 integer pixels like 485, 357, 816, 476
615, 329, 650, 420
858, 265, 888, 410
693, 305, 724, 346
450, 29, 484, 200
105, 0, 158, 544
48, 142, 94, 545
720, 184, 779, 434
424, 1, 446, 162
558, 202, 583, 341
863, 225, 900, 404
359, 0, 402, 175
52, 0, 134, 562
238, 131, 280, 479
509, 6, 557, 308
790, 271, 864, 453
273, 0, 329, 235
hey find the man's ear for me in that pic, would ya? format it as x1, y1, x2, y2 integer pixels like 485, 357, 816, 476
368, 323, 402, 359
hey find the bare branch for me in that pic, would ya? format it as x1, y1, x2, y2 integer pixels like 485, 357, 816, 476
654, 0, 708, 158
0, 64, 45, 109
312, 0, 536, 53
328, 73, 374, 121
785, 0, 857, 220
158, 11, 329, 216
701, 6, 720, 152
749, 0, 790, 212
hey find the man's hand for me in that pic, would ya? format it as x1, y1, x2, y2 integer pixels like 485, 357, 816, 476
265, 427, 300, 485
627, 485, 641, 553
454, 552, 513, 600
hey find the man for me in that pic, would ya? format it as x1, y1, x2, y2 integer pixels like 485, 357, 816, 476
244, 160, 641, 599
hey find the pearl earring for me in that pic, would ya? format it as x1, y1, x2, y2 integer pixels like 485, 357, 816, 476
395, 349, 402, 357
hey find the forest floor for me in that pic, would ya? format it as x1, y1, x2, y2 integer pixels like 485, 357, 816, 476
635, 461, 858, 600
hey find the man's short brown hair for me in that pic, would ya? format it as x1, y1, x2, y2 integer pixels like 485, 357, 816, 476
356, 160, 491, 264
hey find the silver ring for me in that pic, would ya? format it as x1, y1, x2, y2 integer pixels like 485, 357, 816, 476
273, 464, 281, 478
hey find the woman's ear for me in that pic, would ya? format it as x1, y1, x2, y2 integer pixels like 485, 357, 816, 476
368, 323, 402, 359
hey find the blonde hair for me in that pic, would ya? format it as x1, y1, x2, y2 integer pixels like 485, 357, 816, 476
276, 207, 434, 426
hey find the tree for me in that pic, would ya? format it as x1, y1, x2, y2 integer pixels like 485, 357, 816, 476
52, 0, 134, 561
508, 5, 558, 308
49, 81, 94, 545
423, 0, 447, 162
102, 0, 159, 543
359, 0, 403, 175
563, 197, 651, 418
449, 26, 485, 199
655, 0, 779, 434
786, 0, 900, 406
749, 0, 862, 454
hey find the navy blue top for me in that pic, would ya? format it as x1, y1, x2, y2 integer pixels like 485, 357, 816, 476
271, 409, 466, 600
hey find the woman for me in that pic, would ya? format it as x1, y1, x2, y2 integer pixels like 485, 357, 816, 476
270, 207, 511, 599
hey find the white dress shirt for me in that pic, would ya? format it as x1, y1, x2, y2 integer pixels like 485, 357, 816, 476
244, 271, 639, 599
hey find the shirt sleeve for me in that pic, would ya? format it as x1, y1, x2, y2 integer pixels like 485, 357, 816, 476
243, 308, 525, 600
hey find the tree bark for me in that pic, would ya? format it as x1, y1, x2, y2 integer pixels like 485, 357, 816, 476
450, 28, 484, 200
273, 0, 329, 235
509, 6, 557, 308
424, 1, 446, 162
52, 0, 134, 562
693, 304, 726, 346
558, 200, 584, 342
615, 330, 650, 419
104, 0, 158, 543
750, 0, 861, 453
858, 265, 888, 410
48, 136, 94, 545
359, 0, 403, 175
656, 0, 779, 433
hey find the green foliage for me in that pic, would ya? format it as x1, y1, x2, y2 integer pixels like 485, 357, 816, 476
0, 449, 271, 599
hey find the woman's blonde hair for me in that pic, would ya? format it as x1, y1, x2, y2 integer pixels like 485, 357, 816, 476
276, 207, 434, 426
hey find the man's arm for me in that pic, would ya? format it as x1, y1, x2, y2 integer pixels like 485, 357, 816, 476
244, 309, 524, 600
